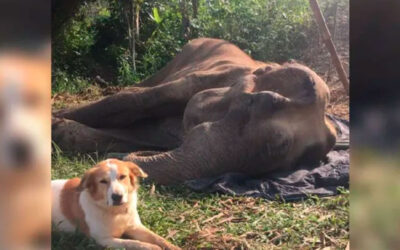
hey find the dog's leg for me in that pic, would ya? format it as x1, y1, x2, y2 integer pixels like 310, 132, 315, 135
125, 226, 181, 250
96, 237, 161, 250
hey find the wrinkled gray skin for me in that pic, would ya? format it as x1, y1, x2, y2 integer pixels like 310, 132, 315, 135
53, 38, 337, 185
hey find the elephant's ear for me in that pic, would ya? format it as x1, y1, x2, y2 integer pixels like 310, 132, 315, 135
253, 65, 275, 76
291, 75, 318, 106
226, 93, 252, 120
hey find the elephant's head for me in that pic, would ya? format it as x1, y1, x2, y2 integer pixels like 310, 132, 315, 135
229, 62, 336, 170
128, 62, 337, 184
252, 62, 330, 108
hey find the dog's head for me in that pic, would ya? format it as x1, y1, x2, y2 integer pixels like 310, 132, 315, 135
78, 159, 148, 207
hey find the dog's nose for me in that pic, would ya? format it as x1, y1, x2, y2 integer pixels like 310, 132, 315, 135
111, 194, 123, 205
9, 138, 32, 168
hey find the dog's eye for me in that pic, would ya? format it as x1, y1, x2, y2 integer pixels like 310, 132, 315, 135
119, 175, 126, 180
100, 179, 108, 184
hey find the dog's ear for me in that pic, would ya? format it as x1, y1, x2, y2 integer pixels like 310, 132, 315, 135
126, 162, 148, 178
77, 169, 96, 193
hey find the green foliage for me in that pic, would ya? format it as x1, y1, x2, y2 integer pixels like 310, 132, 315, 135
195, 0, 312, 61
137, 1, 186, 76
52, 0, 347, 94
52, 69, 90, 94
152, 7, 162, 24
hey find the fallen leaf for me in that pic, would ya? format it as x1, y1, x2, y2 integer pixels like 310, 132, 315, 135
149, 184, 156, 196
216, 216, 234, 225
166, 229, 177, 240
202, 213, 224, 224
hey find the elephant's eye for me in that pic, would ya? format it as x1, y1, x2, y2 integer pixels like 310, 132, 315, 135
100, 179, 108, 184
119, 175, 126, 180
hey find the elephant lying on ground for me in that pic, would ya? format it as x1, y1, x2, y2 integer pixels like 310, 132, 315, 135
53, 38, 337, 185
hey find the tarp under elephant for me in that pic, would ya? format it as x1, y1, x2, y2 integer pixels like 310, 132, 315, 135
184, 115, 349, 201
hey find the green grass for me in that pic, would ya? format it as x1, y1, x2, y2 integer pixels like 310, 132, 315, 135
52, 149, 349, 249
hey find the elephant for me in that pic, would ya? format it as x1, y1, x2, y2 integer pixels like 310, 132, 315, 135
53, 38, 337, 185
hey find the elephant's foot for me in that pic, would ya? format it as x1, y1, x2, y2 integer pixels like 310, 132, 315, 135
52, 117, 126, 152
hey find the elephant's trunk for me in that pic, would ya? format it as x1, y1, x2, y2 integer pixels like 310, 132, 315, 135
124, 150, 199, 185
124, 122, 245, 185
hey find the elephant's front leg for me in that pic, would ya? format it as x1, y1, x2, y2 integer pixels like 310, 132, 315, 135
54, 75, 208, 128
52, 117, 136, 152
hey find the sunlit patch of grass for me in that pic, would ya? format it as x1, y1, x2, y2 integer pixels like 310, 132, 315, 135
51, 151, 349, 249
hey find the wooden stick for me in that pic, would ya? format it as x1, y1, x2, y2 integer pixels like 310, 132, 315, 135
326, 2, 338, 83
309, 0, 349, 95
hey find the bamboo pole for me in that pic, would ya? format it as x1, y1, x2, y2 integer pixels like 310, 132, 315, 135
326, 2, 338, 83
309, 0, 349, 95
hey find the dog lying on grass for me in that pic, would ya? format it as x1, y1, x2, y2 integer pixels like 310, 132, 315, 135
52, 159, 180, 250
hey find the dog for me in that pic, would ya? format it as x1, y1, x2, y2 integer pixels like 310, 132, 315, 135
0, 48, 51, 249
51, 158, 180, 250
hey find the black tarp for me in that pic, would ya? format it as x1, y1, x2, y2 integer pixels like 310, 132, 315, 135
185, 115, 349, 201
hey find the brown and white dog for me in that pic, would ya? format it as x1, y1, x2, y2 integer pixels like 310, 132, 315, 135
51, 159, 180, 250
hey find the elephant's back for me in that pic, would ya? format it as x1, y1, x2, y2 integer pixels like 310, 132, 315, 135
142, 38, 261, 86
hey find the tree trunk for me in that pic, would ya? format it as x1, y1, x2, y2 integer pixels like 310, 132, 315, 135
135, 3, 140, 40
180, 0, 190, 40
130, 0, 137, 72
192, 0, 198, 18
191, 0, 199, 38
122, 0, 136, 72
